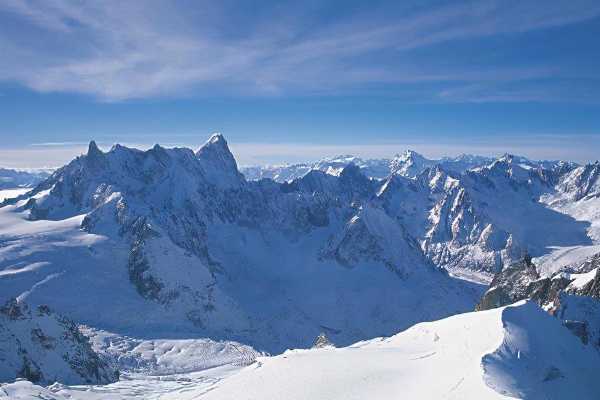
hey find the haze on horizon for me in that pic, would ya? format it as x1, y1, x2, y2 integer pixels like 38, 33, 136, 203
0, 0, 599, 168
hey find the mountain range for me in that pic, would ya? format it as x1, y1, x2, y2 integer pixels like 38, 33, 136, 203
1, 134, 599, 398
239, 151, 569, 181
0, 168, 50, 190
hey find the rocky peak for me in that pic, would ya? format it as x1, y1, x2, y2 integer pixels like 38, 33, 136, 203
339, 163, 368, 186
85, 140, 107, 170
195, 133, 232, 159
391, 150, 434, 178
195, 133, 244, 187
87, 140, 102, 156
393, 150, 426, 168
566, 162, 600, 200
312, 332, 334, 349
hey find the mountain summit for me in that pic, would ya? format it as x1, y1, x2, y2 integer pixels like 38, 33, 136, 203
196, 133, 244, 187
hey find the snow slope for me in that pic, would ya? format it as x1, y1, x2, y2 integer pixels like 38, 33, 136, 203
201, 301, 600, 400
536, 162, 600, 275
2, 301, 596, 399
0, 188, 30, 202
0, 333, 259, 400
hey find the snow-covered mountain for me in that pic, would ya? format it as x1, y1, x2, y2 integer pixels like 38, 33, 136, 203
0, 135, 484, 356
240, 153, 600, 278
240, 150, 567, 182
241, 155, 392, 181
0, 299, 118, 385
1, 134, 600, 396
0, 168, 50, 189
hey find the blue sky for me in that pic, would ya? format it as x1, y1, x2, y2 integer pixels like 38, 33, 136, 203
0, 0, 599, 168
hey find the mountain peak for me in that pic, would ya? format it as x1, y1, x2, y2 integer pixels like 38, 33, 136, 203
207, 132, 226, 145
195, 133, 243, 187
340, 162, 361, 177
196, 133, 231, 156
391, 150, 433, 178
499, 153, 515, 163
87, 140, 102, 157
396, 149, 425, 162
85, 140, 108, 170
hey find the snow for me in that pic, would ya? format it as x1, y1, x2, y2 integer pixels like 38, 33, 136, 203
536, 175, 600, 275
0, 188, 30, 202
1, 139, 600, 398
0, 168, 50, 190
198, 301, 600, 400
3, 301, 597, 399
0, 141, 485, 354
0, 366, 242, 400
563, 267, 598, 289
0, 332, 258, 400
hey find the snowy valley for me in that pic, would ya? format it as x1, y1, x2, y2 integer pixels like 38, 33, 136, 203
1, 135, 600, 399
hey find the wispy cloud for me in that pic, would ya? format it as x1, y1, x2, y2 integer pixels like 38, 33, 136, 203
0, 0, 598, 101
30, 141, 91, 147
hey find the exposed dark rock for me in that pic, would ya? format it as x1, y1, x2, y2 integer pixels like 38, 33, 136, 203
312, 333, 334, 349
563, 320, 589, 345
476, 256, 545, 311
0, 299, 119, 385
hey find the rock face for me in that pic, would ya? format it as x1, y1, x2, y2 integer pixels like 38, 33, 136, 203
312, 333, 334, 349
476, 253, 600, 349
555, 161, 600, 201
0, 299, 118, 385
475, 256, 541, 310
477, 254, 600, 311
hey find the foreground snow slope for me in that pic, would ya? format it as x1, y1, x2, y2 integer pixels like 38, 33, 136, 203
202, 301, 600, 400
1, 301, 597, 399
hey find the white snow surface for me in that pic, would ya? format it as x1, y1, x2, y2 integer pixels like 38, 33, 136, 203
2, 301, 597, 400
201, 301, 599, 400
0, 188, 30, 202
536, 163, 600, 275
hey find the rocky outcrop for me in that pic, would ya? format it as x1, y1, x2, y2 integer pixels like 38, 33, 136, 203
312, 333, 334, 349
0, 299, 118, 385
476, 254, 600, 350
556, 161, 600, 201
475, 256, 544, 310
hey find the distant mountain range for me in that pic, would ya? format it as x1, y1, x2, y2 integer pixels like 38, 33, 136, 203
0, 168, 51, 189
240, 150, 572, 182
